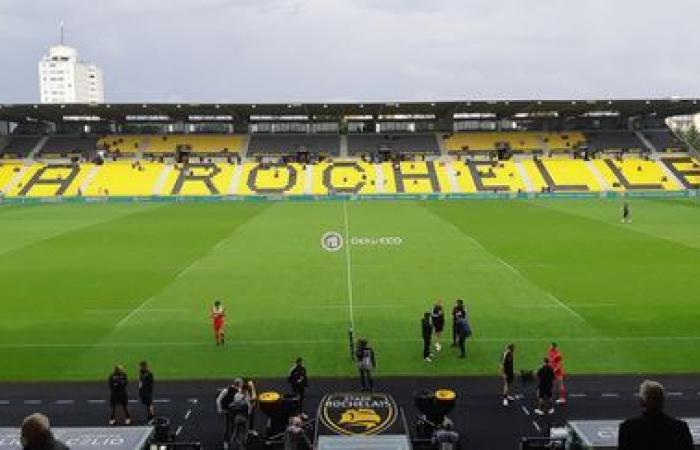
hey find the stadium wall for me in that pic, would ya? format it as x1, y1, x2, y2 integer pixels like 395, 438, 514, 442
0, 189, 696, 206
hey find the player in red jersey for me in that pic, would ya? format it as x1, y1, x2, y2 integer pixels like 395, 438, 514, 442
547, 342, 567, 404
210, 300, 225, 345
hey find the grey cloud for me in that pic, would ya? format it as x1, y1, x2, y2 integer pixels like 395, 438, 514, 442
0, 0, 699, 103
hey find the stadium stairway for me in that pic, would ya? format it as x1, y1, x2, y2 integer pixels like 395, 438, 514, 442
339, 134, 348, 158
436, 132, 448, 157
514, 158, 535, 192
239, 134, 251, 159
78, 165, 101, 194
444, 160, 460, 193
634, 130, 656, 152
26, 136, 49, 160
648, 153, 684, 189
152, 164, 175, 195
584, 159, 611, 190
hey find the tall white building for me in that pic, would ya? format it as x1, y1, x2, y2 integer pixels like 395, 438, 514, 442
39, 44, 104, 104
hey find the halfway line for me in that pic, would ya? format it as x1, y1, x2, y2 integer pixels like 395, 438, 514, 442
343, 201, 355, 330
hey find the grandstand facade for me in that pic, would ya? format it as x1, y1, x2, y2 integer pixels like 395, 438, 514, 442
0, 99, 698, 198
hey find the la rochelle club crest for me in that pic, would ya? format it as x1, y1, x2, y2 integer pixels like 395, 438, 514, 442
321, 231, 344, 252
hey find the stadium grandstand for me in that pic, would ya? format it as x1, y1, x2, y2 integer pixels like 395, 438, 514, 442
2, 99, 700, 450
0, 99, 698, 199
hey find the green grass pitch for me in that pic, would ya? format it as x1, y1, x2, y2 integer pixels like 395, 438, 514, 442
1, 198, 699, 381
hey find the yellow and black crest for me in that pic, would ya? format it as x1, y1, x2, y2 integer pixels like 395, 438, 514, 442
319, 392, 398, 436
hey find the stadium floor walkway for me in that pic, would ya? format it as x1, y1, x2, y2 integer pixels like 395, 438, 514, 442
1, 375, 699, 449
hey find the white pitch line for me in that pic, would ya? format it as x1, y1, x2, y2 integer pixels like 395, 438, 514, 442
0, 400, 10, 405
55, 400, 74, 405
177, 260, 199, 279
88, 399, 106, 404
463, 234, 584, 322
301, 304, 402, 310
512, 304, 560, 309
521, 405, 530, 416
545, 293, 585, 322
184, 409, 192, 420
5, 335, 700, 349
496, 256, 521, 276
24, 400, 41, 405
532, 421, 541, 432
569, 393, 587, 398
175, 426, 183, 437
115, 296, 156, 328
601, 393, 620, 398
342, 201, 355, 330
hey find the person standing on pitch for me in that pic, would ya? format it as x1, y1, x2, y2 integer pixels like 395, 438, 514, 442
451, 299, 466, 347
454, 314, 471, 358
431, 300, 445, 352
138, 361, 155, 421
501, 344, 515, 406
210, 300, 226, 346
287, 358, 308, 415
535, 358, 555, 416
108, 365, 131, 425
355, 339, 376, 390
621, 201, 631, 223
547, 343, 567, 404
421, 312, 433, 362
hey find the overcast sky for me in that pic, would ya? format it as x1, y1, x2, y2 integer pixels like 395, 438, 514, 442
1, 0, 698, 103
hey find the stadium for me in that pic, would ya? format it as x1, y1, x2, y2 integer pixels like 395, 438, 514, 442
1, 97, 700, 449
3, 1, 700, 448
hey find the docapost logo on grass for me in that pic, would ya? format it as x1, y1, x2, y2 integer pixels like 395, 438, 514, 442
351, 236, 403, 246
321, 231, 344, 252
320, 392, 397, 436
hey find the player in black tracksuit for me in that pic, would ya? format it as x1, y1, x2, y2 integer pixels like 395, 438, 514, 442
421, 312, 433, 362
430, 301, 445, 352
108, 365, 131, 425
451, 299, 466, 347
288, 358, 308, 414
622, 201, 631, 223
535, 358, 555, 416
138, 361, 155, 421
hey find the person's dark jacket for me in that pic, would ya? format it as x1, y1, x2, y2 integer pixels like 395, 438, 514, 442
454, 317, 471, 339
421, 318, 432, 340
618, 411, 693, 450
22, 432, 69, 450
356, 346, 376, 370
452, 305, 465, 322
139, 370, 154, 397
288, 365, 308, 390
108, 372, 128, 396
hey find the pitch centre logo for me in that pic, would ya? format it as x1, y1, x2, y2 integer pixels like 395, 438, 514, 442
320, 392, 397, 436
321, 231, 344, 252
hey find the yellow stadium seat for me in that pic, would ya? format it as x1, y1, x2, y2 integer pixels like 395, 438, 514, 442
444, 132, 586, 153
236, 163, 306, 195
162, 163, 236, 195
452, 160, 526, 192
311, 161, 378, 195
83, 161, 165, 196
593, 158, 678, 190
145, 135, 245, 154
